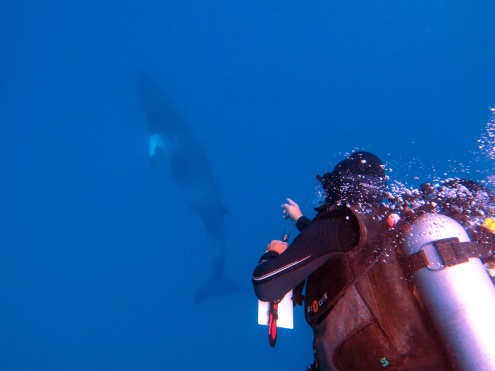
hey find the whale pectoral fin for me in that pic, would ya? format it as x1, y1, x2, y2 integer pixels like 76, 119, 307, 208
149, 134, 167, 168
149, 134, 166, 158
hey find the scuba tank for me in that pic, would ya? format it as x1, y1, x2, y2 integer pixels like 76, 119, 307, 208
401, 213, 495, 370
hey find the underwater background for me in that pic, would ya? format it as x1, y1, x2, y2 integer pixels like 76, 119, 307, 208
1, 1, 494, 370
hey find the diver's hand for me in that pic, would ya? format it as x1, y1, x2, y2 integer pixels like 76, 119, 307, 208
282, 198, 303, 222
266, 240, 288, 254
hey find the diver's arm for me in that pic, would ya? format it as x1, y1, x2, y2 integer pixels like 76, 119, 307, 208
295, 216, 311, 231
252, 215, 358, 302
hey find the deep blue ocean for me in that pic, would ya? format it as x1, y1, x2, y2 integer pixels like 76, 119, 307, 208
1, 1, 494, 370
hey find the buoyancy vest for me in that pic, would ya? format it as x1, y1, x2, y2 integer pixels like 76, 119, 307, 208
304, 206, 452, 371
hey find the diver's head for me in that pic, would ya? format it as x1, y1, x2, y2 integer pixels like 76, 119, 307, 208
317, 151, 387, 205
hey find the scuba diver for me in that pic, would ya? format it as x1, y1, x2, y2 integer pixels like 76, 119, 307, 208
252, 152, 453, 370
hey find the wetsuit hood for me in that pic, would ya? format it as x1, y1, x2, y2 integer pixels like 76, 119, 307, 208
317, 151, 387, 205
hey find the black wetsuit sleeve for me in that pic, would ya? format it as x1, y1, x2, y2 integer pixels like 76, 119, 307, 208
295, 215, 311, 231
252, 213, 359, 302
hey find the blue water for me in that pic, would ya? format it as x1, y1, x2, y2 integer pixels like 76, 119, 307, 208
1, 1, 494, 370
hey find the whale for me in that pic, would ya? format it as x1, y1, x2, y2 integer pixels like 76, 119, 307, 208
137, 74, 244, 303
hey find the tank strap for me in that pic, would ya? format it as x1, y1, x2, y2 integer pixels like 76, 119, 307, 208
405, 237, 495, 275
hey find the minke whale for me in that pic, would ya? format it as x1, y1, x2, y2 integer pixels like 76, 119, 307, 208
137, 74, 244, 303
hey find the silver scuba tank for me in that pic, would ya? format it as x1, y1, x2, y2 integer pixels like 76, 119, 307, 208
401, 213, 495, 371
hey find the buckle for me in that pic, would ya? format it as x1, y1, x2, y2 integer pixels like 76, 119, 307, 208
419, 242, 445, 271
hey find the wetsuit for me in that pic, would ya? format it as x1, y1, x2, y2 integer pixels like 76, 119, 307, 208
253, 204, 451, 370
253, 205, 359, 302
